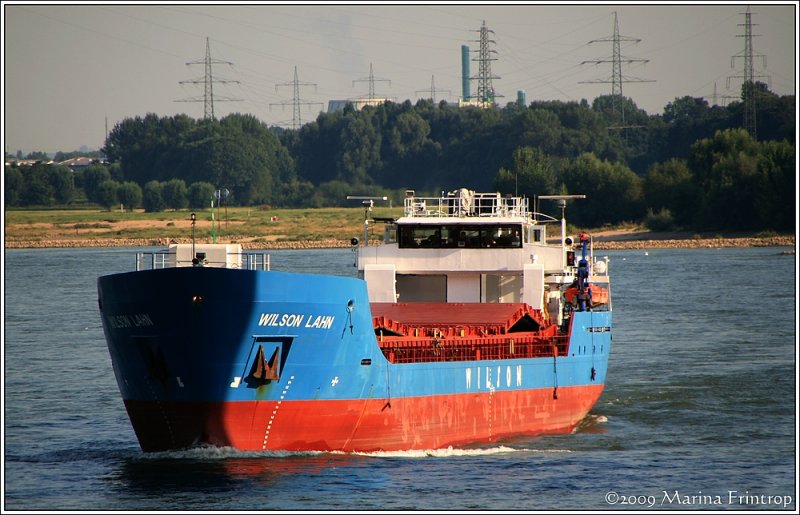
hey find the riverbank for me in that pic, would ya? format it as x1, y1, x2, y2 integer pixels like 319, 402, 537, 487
4, 232, 795, 250
592, 236, 795, 250
587, 229, 795, 250
4, 207, 795, 251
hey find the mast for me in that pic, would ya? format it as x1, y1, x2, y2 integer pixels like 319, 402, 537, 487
538, 195, 586, 269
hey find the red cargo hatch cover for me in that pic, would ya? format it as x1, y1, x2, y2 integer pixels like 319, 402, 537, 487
371, 302, 546, 336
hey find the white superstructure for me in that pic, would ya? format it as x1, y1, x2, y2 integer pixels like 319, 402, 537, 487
356, 189, 608, 321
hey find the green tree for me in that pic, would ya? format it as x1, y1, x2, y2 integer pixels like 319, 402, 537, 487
53, 150, 104, 162
142, 180, 165, 212
336, 112, 382, 185
643, 158, 701, 227
5, 167, 24, 206
752, 139, 795, 230
20, 164, 55, 205
561, 152, 644, 226
274, 179, 316, 208
661, 96, 730, 162
688, 128, 760, 229
754, 87, 795, 143
117, 181, 143, 211
188, 181, 216, 209
24, 151, 50, 161
162, 178, 188, 209
494, 146, 558, 198
176, 114, 283, 206
293, 111, 343, 186
82, 164, 112, 204
48, 165, 75, 205
97, 180, 119, 210
388, 110, 430, 158
104, 113, 196, 184
93, 85, 793, 223
108, 161, 124, 181
663, 96, 710, 124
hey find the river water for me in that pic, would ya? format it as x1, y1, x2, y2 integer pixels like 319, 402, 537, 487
3, 245, 796, 511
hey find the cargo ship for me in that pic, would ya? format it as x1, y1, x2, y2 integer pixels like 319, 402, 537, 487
97, 189, 612, 452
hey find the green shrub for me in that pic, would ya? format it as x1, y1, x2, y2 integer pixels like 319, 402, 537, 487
643, 208, 676, 231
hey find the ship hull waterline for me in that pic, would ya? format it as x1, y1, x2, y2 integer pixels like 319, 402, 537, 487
124, 385, 605, 452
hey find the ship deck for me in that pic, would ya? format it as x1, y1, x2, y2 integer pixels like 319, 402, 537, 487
370, 302, 567, 363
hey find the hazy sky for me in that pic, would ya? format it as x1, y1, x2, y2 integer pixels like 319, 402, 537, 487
3, 1, 797, 155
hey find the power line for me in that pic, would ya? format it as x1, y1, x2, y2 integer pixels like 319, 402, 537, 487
727, 5, 770, 140
579, 12, 654, 131
176, 37, 242, 120
270, 66, 323, 130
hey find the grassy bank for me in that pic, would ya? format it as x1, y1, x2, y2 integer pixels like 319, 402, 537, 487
4, 205, 402, 248
4, 207, 795, 250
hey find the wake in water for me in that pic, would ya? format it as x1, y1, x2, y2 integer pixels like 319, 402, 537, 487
348, 445, 573, 458
572, 413, 609, 434
128, 412, 610, 462
133, 443, 574, 461
122, 411, 609, 464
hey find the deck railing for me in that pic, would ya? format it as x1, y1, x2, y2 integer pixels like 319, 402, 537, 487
378, 334, 569, 364
404, 191, 531, 219
135, 251, 271, 271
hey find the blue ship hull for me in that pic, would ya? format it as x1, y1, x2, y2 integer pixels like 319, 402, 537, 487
98, 266, 611, 452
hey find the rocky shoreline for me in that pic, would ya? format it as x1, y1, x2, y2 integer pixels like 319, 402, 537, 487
4, 235, 795, 250
3, 237, 350, 250
592, 235, 795, 250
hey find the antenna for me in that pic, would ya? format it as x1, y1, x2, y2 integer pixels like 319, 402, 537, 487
176, 37, 242, 120
539, 195, 586, 269
270, 66, 323, 130
347, 195, 389, 249
579, 12, 654, 132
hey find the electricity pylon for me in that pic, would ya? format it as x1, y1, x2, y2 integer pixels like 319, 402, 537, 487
708, 82, 737, 107
353, 63, 391, 103
579, 12, 654, 130
727, 5, 769, 140
415, 75, 451, 103
270, 66, 323, 130
176, 37, 242, 120
470, 20, 502, 106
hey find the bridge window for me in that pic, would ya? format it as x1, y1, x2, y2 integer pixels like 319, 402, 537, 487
398, 224, 522, 249
399, 226, 440, 248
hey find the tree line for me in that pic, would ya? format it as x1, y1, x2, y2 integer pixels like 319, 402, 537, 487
4, 83, 795, 231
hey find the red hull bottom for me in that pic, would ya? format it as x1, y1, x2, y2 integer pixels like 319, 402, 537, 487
125, 385, 605, 452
